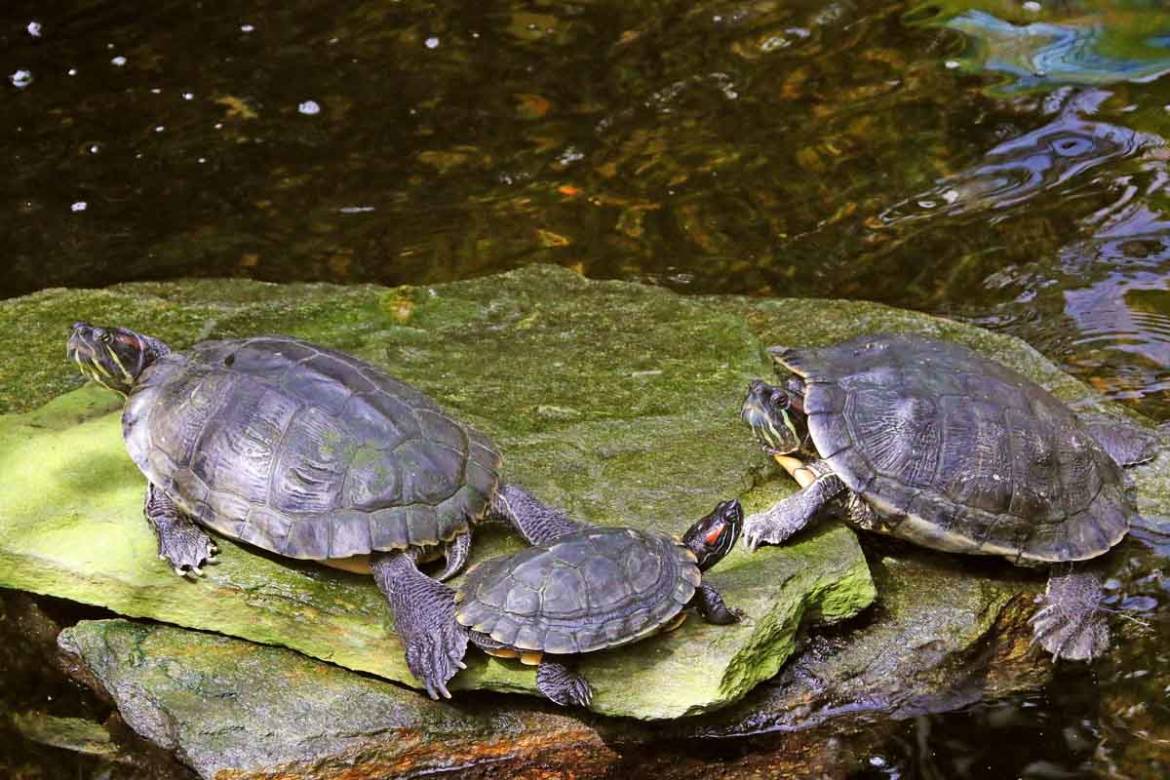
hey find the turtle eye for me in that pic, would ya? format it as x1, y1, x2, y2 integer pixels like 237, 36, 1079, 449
770, 389, 789, 408
99, 332, 113, 344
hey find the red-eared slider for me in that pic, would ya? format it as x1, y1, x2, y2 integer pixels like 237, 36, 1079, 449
453, 492, 743, 705
66, 323, 572, 698
739, 334, 1157, 661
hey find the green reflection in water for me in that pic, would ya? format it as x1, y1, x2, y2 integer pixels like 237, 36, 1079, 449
907, 2, 1170, 93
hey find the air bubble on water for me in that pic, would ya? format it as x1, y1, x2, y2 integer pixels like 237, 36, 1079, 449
111, 55, 127, 67
1023, 1, 1042, 12
10, 69, 33, 88
425, 37, 440, 49
182, 92, 194, 100
298, 100, 321, 115
241, 24, 255, 33
27, 21, 42, 37
71, 201, 88, 212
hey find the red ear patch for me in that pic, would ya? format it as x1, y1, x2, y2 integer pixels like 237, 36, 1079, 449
704, 524, 725, 545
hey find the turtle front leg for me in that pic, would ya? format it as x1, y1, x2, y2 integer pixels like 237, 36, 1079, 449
144, 485, 218, 578
371, 549, 468, 700
536, 659, 592, 707
693, 583, 741, 625
743, 460, 846, 550
1030, 568, 1110, 661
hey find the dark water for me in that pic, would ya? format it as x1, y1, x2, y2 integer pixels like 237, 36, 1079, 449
4, 0, 1170, 776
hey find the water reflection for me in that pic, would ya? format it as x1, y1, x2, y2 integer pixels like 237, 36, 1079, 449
908, 4, 1170, 92
877, 90, 1157, 224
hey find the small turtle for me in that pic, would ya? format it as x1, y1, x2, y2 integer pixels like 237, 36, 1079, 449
452, 492, 744, 705
67, 322, 574, 698
739, 333, 1158, 661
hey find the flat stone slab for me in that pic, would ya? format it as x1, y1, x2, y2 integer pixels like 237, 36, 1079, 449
0, 266, 875, 719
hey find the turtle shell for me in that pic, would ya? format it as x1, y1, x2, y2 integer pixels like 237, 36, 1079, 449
122, 336, 501, 560
777, 334, 1133, 563
453, 527, 701, 654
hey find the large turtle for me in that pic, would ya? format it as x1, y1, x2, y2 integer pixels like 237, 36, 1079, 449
738, 333, 1158, 661
67, 322, 573, 698
451, 492, 744, 705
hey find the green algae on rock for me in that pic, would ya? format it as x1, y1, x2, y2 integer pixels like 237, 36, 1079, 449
0, 266, 874, 719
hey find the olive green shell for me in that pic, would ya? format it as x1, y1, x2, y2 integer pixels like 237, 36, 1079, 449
453, 527, 701, 654
122, 336, 501, 559
780, 334, 1132, 563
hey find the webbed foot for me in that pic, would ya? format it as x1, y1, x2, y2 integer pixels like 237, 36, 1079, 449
372, 550, 469, 699
536, 660, 592, 707
1030, 571, 1109, 661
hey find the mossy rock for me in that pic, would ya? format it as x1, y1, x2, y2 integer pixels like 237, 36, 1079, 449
0, 266, 874, 720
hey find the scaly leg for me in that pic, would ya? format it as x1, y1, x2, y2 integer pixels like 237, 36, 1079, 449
372, 549, 468, 699
536, 659, 592, 707
743, 460, 846, 550
491, 484, 586, 545
693, 583, 741, 625
144, 485, 218, 578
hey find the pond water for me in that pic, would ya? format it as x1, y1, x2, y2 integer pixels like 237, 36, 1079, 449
3, 0, 1170, 776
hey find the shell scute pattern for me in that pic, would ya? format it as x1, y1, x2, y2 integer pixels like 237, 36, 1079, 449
784, 334, 1132, 562
125, 336, 501, 560
455, 527, 699, 654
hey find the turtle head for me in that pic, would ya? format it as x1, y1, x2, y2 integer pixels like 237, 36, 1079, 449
740, 379, 805, 455
67, 322, 169, 395
682, 499, 742, 571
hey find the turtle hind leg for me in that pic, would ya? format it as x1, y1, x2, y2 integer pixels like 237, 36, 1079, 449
372, 550, 468, 700
491, 484, 586, 545
1030, 569, 1110, 661
144, 485, 218, 578
1081, 414, 1159, 467
536, 659, 592, 707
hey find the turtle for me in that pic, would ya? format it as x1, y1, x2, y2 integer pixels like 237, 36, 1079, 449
66, 322, 577, 699
738, 333, 1159, 661
450, 492, 744, 706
